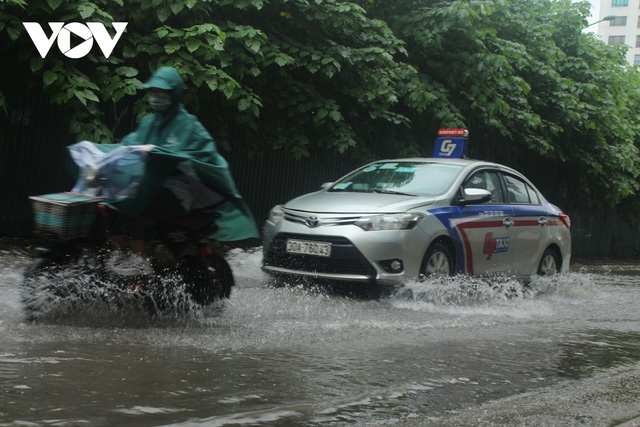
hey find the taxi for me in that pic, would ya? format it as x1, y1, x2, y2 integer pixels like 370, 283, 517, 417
262, 130, 572, 289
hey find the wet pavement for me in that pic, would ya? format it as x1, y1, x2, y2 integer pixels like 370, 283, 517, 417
1, 237, 640, 426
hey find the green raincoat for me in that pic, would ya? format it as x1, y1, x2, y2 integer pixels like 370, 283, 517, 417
80, 67, 259, 242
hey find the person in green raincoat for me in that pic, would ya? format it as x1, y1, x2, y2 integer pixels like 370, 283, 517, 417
98, 66, 259, 275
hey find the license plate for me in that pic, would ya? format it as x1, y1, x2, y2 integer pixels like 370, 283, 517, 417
286, 239, 332, 257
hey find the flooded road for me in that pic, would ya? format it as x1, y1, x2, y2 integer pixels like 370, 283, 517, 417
1, 243, 640, 426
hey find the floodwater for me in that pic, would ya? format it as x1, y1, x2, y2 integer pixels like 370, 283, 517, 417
1, 244, 640, 426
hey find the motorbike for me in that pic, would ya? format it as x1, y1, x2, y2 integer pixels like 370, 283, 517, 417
22, 143, 235, 321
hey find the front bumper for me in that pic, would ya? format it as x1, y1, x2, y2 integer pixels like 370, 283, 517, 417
262, 232, 377, 282
261, 219, 431, 286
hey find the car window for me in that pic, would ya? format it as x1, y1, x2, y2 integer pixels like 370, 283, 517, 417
526, 184, 540, 204
462, 170, 505, 203
504, 174, 539, 204
330, 162, 463, 196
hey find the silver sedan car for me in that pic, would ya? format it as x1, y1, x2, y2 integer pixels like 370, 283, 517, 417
262, 157, 571, 289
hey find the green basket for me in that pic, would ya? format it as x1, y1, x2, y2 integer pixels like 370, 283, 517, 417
30, 192, 102, 240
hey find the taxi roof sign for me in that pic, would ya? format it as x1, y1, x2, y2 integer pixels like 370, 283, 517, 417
433, 128, 468, 159
437, 128, 469, 137
433, 137, 467, 158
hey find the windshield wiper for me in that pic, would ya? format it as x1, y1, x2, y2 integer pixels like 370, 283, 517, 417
329, 188, 367, 193
373, 189, 418, 197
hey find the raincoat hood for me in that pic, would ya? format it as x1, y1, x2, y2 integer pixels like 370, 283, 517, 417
144, 66, 185, 117
144, 67, 185, 98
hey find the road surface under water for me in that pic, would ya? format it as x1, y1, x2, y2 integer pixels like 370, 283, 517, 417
1, 243, 640, 426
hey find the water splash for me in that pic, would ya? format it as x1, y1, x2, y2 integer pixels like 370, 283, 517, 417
19, 267, 226, 327
385, 271, 603, 322
393, 275, 536, 306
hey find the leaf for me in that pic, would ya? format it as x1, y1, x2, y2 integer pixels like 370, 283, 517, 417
124, 78, 142, 93
245, 40, 261, 53
75, 91, 87, 106
164, 43, 180, 54
157, 7, 171, 22
7, 26, 21, 41
274, 54, 293, 66
316, 108, 328, 120
78, 4, 96, 19
329, 110, 342, 121
238, 98, 251, 111
43, 71, 57, 86
116, 67, 139, 78
47, 0, 64, 10
205, 78, 218, 92
30, 57, 43, 72
84, 90, 100, 102
186, 40, 202, 53
170, 2, 185, 14
207, 35, 225, 51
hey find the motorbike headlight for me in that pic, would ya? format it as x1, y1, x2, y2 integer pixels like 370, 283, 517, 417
355, 213, 426, 231
268, 205, 285, 225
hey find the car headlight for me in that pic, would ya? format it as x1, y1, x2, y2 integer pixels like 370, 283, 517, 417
355, 213, 426, 231
268, 205, 285, 224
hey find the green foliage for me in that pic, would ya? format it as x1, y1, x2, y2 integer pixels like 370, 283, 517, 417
0, 0, 420, 157
363, 0, 640, 210
2, 0, 640, 214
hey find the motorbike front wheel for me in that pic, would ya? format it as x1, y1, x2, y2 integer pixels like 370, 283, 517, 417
183, 250, 234, 306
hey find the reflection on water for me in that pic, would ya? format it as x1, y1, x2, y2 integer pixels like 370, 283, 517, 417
555, 330, 640, 379
1, 246, 640, 426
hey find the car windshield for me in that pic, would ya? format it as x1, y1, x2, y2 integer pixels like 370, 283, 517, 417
329, 162, 463, 196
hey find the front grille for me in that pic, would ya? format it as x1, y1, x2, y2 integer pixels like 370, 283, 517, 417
264, 233, 376, 277
284, 210, 361, 227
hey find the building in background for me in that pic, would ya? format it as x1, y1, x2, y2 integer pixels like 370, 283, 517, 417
597, 0, 640, 65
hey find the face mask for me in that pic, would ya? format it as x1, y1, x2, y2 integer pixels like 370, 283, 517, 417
148, 95, 172, 112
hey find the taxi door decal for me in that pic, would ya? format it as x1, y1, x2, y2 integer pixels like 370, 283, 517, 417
454, 220, 504, 275
483, 232, 510, 260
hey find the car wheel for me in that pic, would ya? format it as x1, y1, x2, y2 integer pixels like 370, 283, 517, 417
537, 248, 559, 276
421, 242, 454, 277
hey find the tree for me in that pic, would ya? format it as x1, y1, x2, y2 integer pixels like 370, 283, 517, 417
0, 0, 425, 159
363, 0, 640, 209
3, 0, 640, 214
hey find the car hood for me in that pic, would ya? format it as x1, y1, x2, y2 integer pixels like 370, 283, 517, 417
284, 191, 436, 214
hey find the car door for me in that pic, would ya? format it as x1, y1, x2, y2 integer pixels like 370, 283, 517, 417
456, 169, 514, 276
502, 173, 550, 276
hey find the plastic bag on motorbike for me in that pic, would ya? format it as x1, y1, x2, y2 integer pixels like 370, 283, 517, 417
69, 141, 148, 200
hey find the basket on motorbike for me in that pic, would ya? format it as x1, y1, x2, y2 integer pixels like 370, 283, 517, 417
29, 192, 102, 240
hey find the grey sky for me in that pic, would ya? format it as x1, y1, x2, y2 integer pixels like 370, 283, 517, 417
586, 0, 601, 21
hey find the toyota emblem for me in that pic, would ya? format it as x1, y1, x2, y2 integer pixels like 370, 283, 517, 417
305, 216, 320, 227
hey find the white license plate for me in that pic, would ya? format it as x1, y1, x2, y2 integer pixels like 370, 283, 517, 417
286, 239, 332, 257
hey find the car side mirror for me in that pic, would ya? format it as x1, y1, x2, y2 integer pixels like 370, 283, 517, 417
461, 188, 492, 205
321, 182, 333, 190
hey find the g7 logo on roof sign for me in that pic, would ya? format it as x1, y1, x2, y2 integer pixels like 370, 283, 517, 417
432, 136, 467, 158
439, 140, 457, 156
23, 22, 128, 59
483, 233, 510, 260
